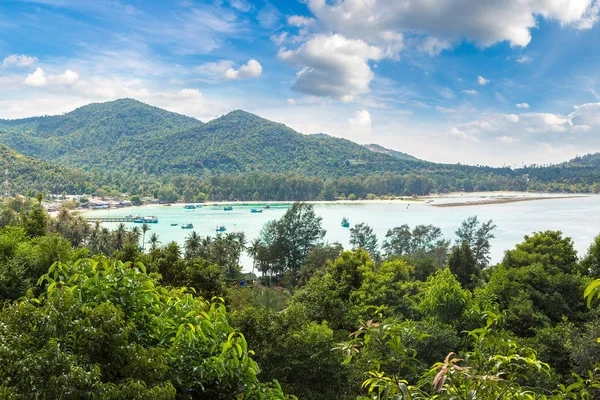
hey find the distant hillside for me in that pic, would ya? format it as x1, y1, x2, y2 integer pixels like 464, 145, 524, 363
364, 143, 418, 161
0, 100, 483, 178
0, 144, 99, 195
0, 98, 598, 199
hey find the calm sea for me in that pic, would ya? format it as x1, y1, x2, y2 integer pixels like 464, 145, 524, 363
83, 193, 600, 271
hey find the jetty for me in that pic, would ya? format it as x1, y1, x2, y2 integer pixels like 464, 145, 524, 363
86, 217, 136, 223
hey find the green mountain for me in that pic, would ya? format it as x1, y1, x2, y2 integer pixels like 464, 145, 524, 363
0, 98, 598, 199
0, 100, 445, 177
0, 144, 98, 195
364, 143, 418, 161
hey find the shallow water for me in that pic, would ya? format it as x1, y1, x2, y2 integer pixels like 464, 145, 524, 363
83, 193, 600, 271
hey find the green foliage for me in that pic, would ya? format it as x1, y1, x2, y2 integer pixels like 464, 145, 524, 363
455, 215, 496, 268
419, 269, 471, 325
350, 223, 379, 261
0, 258, 292, 399
447, 240, 480, 290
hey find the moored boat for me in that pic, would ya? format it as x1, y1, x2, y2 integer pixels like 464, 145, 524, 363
171, 223, 178, 226
181, 223, 193, 229
341, 217, 350, 228
224, 206, 233, 211
184, 204, 195, 209
250, 208, 263, 213
216, 225, 226, 232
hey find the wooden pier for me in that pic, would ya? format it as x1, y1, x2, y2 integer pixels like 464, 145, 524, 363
86, 217, 135, 223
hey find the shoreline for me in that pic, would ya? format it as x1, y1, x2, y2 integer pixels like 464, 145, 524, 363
76, 192, 593, 215
432, 195, 587, 208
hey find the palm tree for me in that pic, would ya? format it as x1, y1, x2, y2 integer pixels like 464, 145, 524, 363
114, 223, 127, 250
149, 233, 161, 251
184, 231, 201, 259
247, 238, 262, 278
141, 223, 150, 251
129, 226, 142, 247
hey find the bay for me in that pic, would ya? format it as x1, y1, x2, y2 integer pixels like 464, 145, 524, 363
82, 193, 600, 271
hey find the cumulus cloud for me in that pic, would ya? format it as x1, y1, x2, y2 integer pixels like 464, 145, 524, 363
436, 106, 458, 113
516, 103, 530, 108
223, 59, 263, 80
23, 68, 47, 87
348, 109, 372, 135
2, 54, 38, 68
197, 59, 262, 81
477, 76, 490, 86
462, 89, 478, 95
447, 102, 600, 146
23, 68, 80, 87
278, 34, 383, 101
306, 0, 599, 54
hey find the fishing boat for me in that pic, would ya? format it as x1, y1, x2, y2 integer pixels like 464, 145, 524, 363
224, 206, 233, 211
184, 204, 195, 210
170, 223, 178, 226
341, 217, 350, 228
181, 223, 193, 229
144, 215, 159, 224
250, 208, 263, 213
132, 215, 144, 223
216, 225, 226, 232
263, 205, 271, 209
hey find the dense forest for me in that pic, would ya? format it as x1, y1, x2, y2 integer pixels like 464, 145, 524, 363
2, 198, 600, 398
1, 99, 600, 200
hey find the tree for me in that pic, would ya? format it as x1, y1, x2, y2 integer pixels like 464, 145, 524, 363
581, 234, 600, 277
184, 231, 201, 259
455, 216, 496, 268
447, 240, 480, 290
0, 258, 290, 398
382, 224, 412, 257
349, 223, 379, 261
149, 233, 161, 251
141, 223, 150, 251
258, 203, 325, 280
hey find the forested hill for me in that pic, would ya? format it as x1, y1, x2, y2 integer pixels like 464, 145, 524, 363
0, 99, 501, 178
364, 143, 419, 161
0, 144, 99, 195
0, 98, 599, 198
0, 99, 203, 170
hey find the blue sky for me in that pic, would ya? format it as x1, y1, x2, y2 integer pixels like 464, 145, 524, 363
1, 0, 600, 166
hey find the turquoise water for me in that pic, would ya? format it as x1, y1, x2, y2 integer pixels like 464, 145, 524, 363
83, 194, 600, 271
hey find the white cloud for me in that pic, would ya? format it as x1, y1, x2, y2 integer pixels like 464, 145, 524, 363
278, 34, 383, 101
197, 59, 262, 81
23, 68, 48, 87
223, 59, 263, 80
270, 32, 288, 45
288, 15, 316, 27
2, 54, 38, 68
516, 55, 533, 63
287, 98, 296, 105
477, 76, 490, 86
23, 68, 80, 87
228, 0, 252, 12
348, 109, 372, 136
569, 102, 600, 127
516, 102, 530, 108
55, 69, 80, 85
462, 89, 477, 95
306, 0, 599, 54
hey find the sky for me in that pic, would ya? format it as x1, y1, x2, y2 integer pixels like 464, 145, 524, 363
1, 0, 600, 167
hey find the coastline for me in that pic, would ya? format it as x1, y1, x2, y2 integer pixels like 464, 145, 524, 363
432, 195, 587, 208
76, 191, 593, 215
